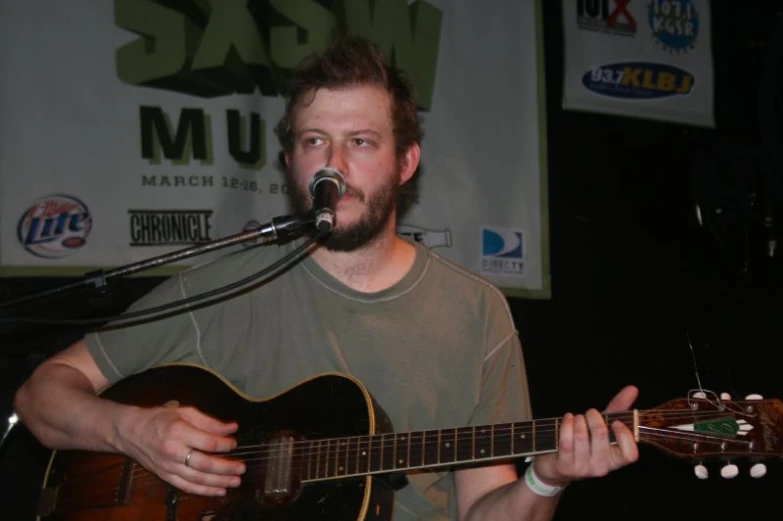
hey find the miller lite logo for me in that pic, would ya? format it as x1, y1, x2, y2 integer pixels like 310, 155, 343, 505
17, 195, 92, 258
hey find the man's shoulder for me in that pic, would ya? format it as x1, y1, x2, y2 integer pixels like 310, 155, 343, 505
418, 244, 508, 301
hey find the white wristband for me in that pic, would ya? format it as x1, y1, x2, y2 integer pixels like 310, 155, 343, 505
524, 464, 566, 497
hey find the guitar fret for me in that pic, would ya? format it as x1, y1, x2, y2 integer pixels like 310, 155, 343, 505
368, 435, 382, 473
532, 420, 536, 452
325, 438, 334, 477
441, 428, 456, 463
307, 440, 315, 480
423, 431, 438, 467
381, 433, 395, 472
379, 434, 384, 471
345, 436, 357, 477
456, 427, 472, 462
394, 434, 408, 469
336, 438, 347, 476
410, 431, 424, 468
474, 425, 492, 460
405, 430, 411, 467
437, 430, 441, 464
357, 436, 370, 475
493, 423, 513, 458
324, 439, 332, 478
315, 439, 323, 478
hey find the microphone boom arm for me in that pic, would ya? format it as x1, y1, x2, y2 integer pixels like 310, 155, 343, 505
0, 213, 314, 310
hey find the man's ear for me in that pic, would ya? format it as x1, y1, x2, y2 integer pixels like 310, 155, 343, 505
399, 143, 421, 185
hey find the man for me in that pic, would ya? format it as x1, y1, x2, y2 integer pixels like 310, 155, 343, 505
14, 35, 639, 520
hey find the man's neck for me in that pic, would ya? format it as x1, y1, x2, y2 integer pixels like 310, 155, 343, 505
309, 226, 416, 293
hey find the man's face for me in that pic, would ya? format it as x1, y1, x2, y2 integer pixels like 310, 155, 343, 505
284, 85, 417, 251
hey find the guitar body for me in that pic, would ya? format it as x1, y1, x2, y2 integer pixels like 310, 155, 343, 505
36, 364, 397, 521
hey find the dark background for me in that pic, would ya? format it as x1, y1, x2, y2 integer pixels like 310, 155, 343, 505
2, 1, 783, 520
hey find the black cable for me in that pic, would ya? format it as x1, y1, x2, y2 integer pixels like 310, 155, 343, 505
0, 231, 325, 327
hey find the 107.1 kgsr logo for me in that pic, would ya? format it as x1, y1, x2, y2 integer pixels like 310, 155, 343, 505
17, 194, 92, 259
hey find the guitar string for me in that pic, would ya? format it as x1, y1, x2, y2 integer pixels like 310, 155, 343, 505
47, 409, 759, 506
58, 408, 753, 487
51, 427, 753, 508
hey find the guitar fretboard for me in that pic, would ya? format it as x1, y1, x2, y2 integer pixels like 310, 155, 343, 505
300, 412, 631, 481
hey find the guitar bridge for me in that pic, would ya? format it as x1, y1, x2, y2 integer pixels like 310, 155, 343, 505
37, 487, 58, 517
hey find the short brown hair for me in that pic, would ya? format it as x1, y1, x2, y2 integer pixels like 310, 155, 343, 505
274, 34, 422, 159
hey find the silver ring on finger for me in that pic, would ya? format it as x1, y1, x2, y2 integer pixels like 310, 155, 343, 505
185, 449, 194, 468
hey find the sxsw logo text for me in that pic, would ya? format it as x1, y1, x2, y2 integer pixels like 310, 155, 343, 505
115, 0, 442, 111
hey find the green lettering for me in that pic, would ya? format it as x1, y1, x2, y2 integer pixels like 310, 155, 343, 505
139, 106, 213, 165
192, 0, 279, 96
227, 110, 266, 170
115, 0, 225, 97
270, 0, 336, 68
336, 0, 442, 110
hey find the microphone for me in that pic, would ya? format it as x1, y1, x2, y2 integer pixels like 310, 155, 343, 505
308, 168, 346, 232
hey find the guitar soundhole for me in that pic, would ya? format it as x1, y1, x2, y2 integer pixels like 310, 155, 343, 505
255, 430, 302, 508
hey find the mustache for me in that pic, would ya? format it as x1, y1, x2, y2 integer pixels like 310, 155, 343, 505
342, 184, 365, 202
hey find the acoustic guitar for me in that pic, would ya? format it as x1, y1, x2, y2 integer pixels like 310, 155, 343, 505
32, 364, 783, 521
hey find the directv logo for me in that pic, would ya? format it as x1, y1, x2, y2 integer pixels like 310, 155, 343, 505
480, 227, 525, 276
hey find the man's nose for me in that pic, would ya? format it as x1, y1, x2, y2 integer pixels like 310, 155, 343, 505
325, 144, 348, 176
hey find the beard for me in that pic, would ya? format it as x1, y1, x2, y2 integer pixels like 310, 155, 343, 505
287, 169, 399, 252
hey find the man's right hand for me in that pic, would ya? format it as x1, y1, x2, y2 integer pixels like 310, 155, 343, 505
14, 339, 245, 497
116, 404, 246, 496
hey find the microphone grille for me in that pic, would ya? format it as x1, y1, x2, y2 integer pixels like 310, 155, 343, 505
309, 168, 346, 197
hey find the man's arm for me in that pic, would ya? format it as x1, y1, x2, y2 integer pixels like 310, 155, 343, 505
456, 463, 561, 521
14, 340, 245, 496
454, 386, 639, 521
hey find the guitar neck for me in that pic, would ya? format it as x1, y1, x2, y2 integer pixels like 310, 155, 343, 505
299, 411, 637, 481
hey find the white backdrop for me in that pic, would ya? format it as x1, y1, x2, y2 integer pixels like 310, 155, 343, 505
562, 0, 714, 127
0, 0, 550, 298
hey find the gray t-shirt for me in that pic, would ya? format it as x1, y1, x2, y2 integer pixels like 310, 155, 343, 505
85, 237, 532, 521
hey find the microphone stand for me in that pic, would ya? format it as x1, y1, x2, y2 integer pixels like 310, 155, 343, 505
0, 212, 318, 461
0, 212, 314, 310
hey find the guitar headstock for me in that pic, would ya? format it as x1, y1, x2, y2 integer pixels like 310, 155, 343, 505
639, 391, 783, 479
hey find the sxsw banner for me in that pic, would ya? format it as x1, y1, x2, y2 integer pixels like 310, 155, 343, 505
0, 1, 550, 299
562, 0, 714, 127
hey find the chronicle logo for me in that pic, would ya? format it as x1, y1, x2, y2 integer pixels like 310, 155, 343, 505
128, 209, 213, 246
480, 227, 524, 277
577, 0, 637, 36
17, 194, 92, 259
648, 0, 700, 53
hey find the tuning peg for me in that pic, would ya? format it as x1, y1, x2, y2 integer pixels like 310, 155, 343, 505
750, 463, 767, 478
694, 463, 709, 480
720, 463, 739, 479
745, 394, 763, 400
720, 392, 732, 401
693, 391, 707, 399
